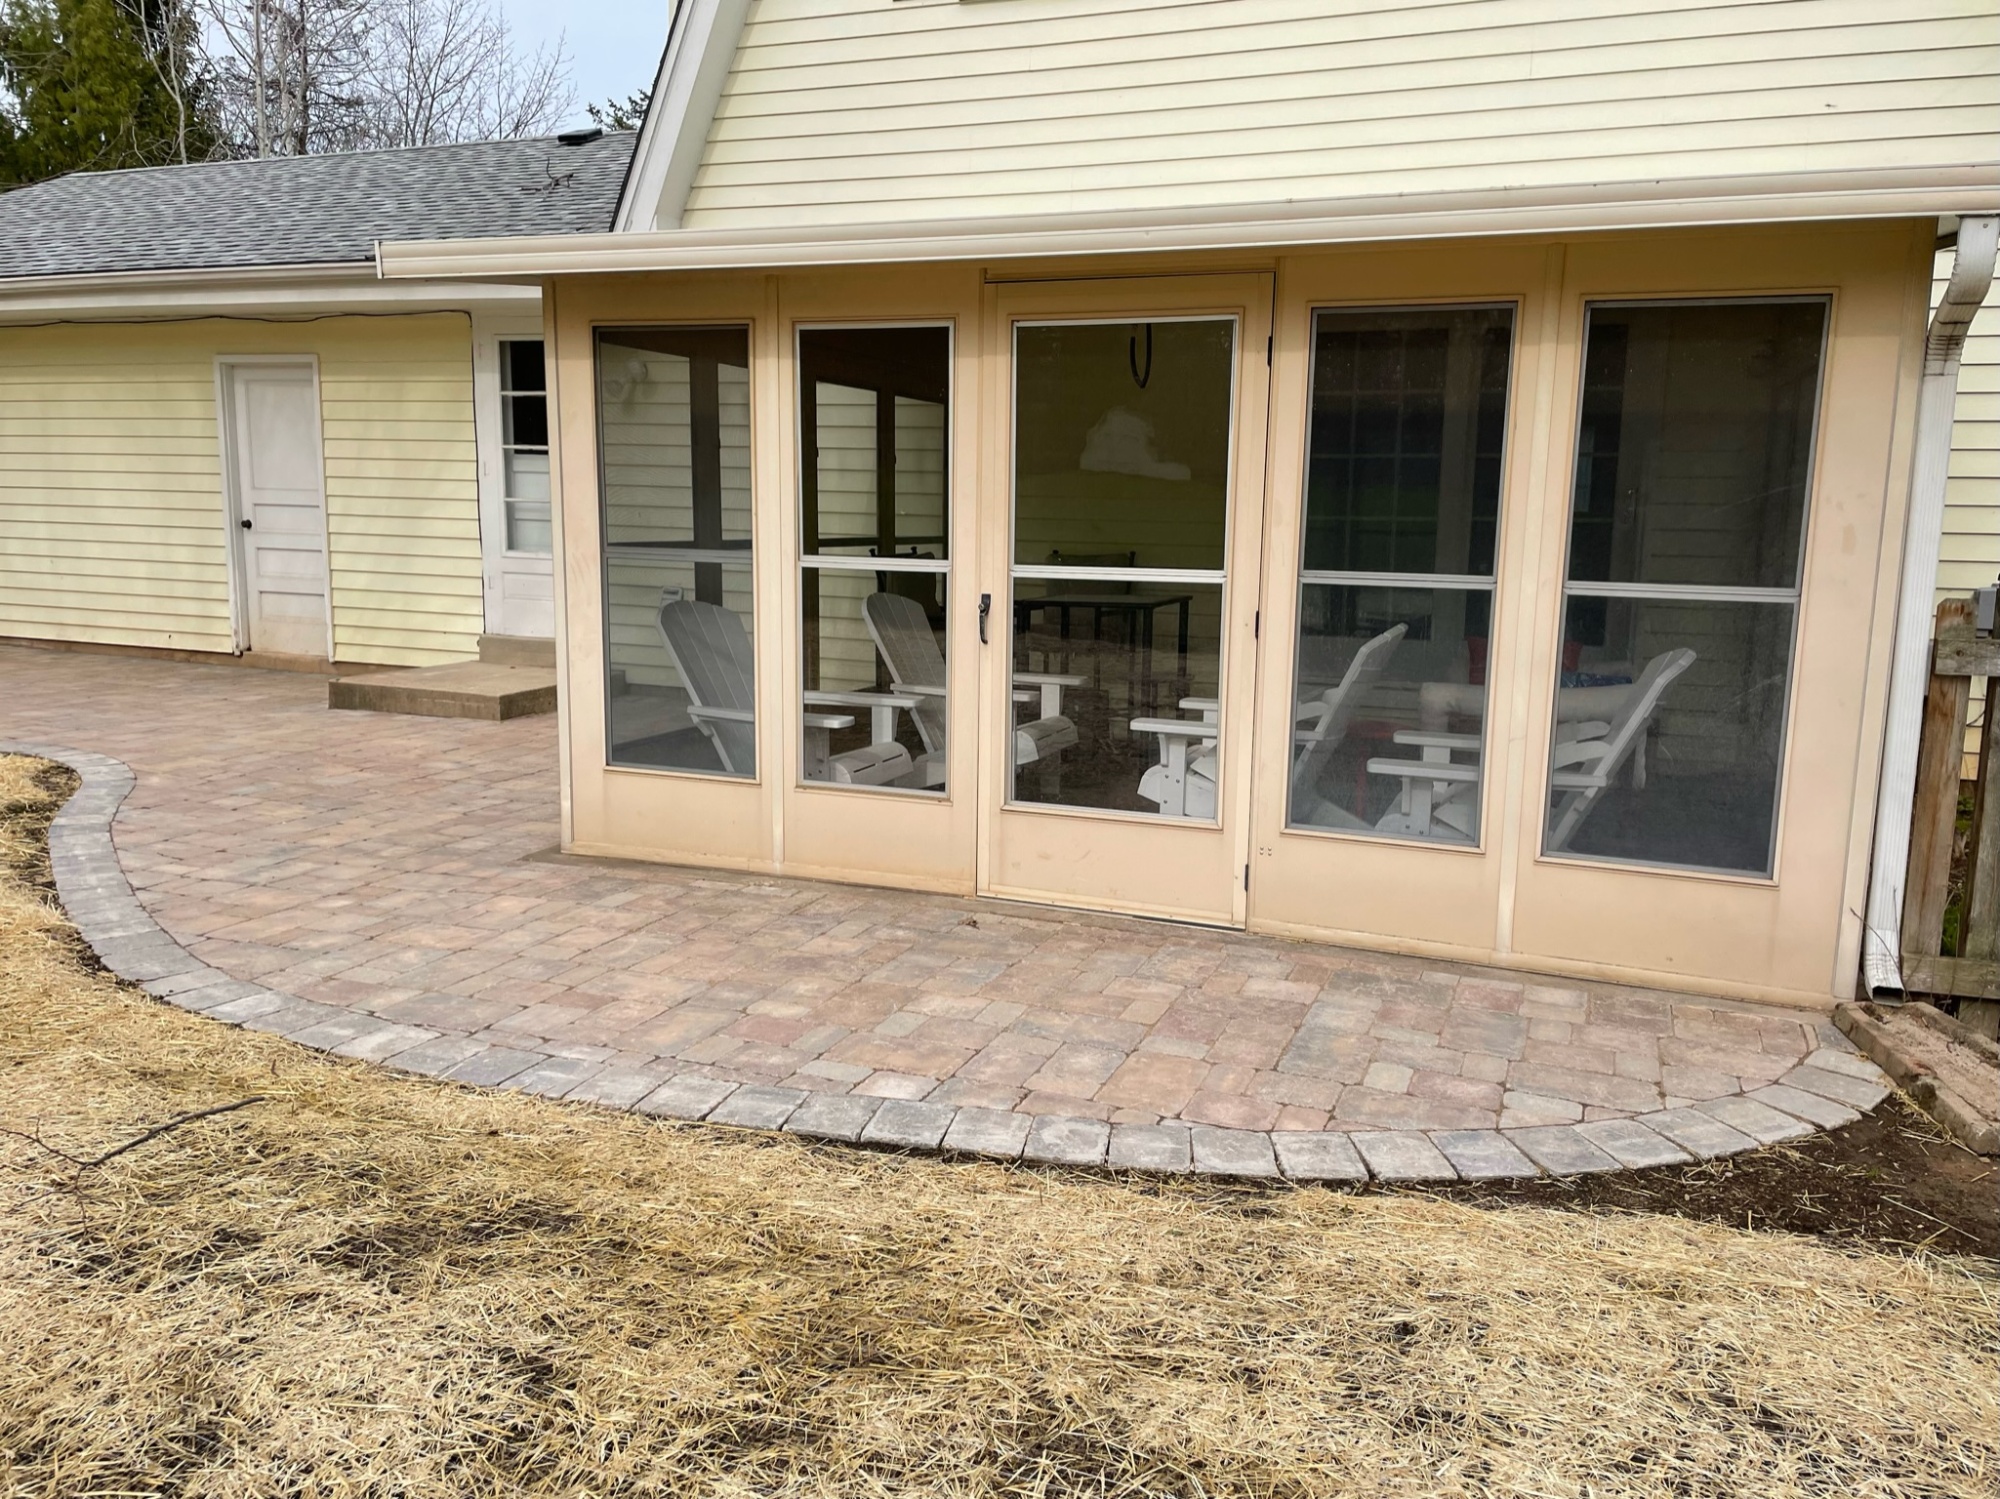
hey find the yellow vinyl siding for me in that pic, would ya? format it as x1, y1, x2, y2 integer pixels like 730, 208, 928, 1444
680, 0, 1999, 229
1937, 251, 1998, 778
0, 313, 484, 667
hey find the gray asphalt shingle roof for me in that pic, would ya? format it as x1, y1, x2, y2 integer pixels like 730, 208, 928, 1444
0, 130, 635, 280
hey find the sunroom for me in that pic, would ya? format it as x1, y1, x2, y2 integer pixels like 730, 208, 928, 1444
404, 220, 1927, 1010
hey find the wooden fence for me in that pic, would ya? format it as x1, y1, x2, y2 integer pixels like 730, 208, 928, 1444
1902, 596, 1999, 1001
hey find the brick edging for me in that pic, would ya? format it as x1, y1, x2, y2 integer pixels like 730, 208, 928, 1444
4, 743, 1891, 1184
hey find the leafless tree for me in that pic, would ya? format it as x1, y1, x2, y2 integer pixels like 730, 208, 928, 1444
355, 0, 570, 148
203, 0, 571, 156
204, 0, 371, 154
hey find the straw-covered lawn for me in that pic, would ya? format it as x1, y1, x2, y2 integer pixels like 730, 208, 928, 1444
2, 755, 1995, 1499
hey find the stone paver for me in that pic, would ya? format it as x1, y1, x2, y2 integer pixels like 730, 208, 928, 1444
1108, 1122, 1192, 1172
1273, 1131, 1367, 1182
1024, 1115, 1111, 1167
942, 1106, 1030, 1158
860, 1099, 956, 1150
709, 1085, 807, 1131
1575, 1118, 1691, 1170
1506, 1125, 1621, 1176
1747, 1082, 1859, 1130
1640, 1106, 1757, 1160
0, 645, 1895, 1185
1190, 1126, 1279, 1178
1782, 1062, 1891, 1113
635, 1075, 735, 1120
1695, 1094, 1814, 1145
786, 1092, 884, 1143
1352, 1131, 1457, 1182
1430, 1129, 1536, 1179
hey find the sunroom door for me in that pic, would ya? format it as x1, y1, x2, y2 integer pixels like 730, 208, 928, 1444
981, 276, 1272, 925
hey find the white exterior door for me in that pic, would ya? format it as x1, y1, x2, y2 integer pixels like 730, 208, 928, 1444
476, 324, 557, 638
227, 362, 329, 658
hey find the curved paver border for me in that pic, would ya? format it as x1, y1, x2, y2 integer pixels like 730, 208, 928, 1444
5, 742, 1894, 1184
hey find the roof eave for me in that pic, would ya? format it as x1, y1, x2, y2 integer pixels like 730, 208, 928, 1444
384, 166, 2000, 281
0, 259, 540, 323
613, 0, 755, 234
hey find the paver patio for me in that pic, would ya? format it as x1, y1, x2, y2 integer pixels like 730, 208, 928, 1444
2, 643, 1890, 1179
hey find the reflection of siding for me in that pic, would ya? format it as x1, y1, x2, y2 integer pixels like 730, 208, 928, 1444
808, 385, 949, 694
0, 314, 482, 667
599, 351, 752, 691
1937, 251, 1997, 778
682, 0, 1998, 230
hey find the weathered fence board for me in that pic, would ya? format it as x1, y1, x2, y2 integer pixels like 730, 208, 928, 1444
1903, 597, 1999, 1002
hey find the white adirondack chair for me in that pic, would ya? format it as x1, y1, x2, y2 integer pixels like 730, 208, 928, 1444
1133, 623, 1406, 822
1365, 646, 1696, 845
1544, 647, 1697, 851
657, 597, 913, 784
863, 591, 1079, 788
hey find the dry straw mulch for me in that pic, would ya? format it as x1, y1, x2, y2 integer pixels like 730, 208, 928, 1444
1, 754, 1995, 1499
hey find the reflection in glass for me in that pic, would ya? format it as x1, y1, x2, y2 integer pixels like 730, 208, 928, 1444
798, 326, 952, 791
1010, 317, 1234, 817
1304, 307, 1511, 576
1569, 302, 1822, 589
1289, 585, 1492, 840
1014, 320, 1232, 571
1545, 597, 1793, 873
1290, 305, 1515, 842
1547, 300, 1825, 875
597, 325, 756, 774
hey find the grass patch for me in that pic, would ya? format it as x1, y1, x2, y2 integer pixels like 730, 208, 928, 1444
2, 754, 1996, 1497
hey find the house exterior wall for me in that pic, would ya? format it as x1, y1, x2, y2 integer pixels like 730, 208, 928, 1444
0, 313, 484, 667
677, 0, 1998, 230
546, 219, 1931, 1007
1937, 251, 1998, 777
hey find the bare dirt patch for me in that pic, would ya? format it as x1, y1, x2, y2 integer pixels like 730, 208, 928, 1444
2, 755, 1996, 1498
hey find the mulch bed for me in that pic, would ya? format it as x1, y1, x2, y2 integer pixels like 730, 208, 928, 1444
1431, 1100, 1996, 1259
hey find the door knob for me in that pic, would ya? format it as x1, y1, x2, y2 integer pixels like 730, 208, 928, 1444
978, 593, 991, 644
240, 518, 253, 530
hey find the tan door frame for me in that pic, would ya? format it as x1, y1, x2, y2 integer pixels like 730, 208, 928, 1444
976, 272, 1275, 927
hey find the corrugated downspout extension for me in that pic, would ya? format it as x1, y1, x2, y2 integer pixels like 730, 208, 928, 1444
1863, 213, 1998, 996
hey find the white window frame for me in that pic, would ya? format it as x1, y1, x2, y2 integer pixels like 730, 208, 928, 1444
472, 313, 553, 634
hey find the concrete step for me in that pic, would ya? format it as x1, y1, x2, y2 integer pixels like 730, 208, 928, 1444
478, 633, 557, 669
330, 661, 557, 721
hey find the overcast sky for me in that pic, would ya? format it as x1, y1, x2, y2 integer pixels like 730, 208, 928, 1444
506, 0, 670, 127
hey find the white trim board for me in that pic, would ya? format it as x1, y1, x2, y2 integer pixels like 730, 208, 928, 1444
614, 0, 756, 233
0, 271, 537, 324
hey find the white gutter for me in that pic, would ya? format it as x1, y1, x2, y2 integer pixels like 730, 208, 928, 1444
382, 164, 1998, 280
1862, 212, 1998, 996
0, 261, 538, 323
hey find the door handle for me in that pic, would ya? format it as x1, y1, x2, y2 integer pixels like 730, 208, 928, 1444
240, 518, 252, 530
978, 593, 991, 644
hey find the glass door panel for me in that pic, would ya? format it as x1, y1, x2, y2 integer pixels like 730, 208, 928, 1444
1287, 305, 1514, 845
797, 326, 952, 793
597, 325, 754, 774
1009, 318, 1235, 819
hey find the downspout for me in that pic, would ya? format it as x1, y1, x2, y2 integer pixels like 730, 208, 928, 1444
1862, 213, 1998, 995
